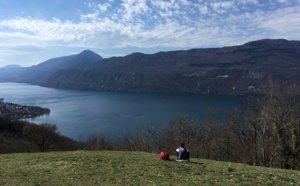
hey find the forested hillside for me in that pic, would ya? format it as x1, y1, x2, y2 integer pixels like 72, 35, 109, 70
41, 39, 300, 94
0, 116, 79, 153
0, 39, 299, 94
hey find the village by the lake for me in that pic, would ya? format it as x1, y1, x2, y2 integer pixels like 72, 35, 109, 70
0, 98, 50, 119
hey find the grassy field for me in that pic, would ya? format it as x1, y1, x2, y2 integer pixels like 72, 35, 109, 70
0, 151, 300, 186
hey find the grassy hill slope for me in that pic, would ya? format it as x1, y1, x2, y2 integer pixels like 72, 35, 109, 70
1, 151, 299, 186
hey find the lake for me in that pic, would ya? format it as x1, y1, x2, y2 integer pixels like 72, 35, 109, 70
0, 82, 246, 142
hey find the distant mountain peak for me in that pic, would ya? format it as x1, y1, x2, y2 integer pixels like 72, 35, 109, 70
77, 50, 103, 61
243, 38, 290, 47
2, 64, 21, 69
79, 49, 93, 54
79, 49, 100, 56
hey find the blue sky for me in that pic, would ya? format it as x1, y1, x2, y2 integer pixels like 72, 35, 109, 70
0, 0, 299, 67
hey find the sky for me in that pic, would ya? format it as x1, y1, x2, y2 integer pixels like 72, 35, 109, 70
0, 0, 299, 67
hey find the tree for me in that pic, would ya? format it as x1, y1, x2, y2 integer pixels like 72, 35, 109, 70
259, 82, 300, 169
22, 123, 58, 152
223, 81, 300, 169
85, 134, 113, 150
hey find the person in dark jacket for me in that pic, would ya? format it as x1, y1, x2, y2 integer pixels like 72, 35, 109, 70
176, 143, 189, 161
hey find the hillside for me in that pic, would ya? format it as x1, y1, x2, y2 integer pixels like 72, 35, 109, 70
0, 151, 299, 185
0, 116, 79, 154
0, 50, 103, 84
0, 39, 299, 94
42, 39, 300, 94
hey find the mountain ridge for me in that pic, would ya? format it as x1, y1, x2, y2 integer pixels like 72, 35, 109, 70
43, 39, 300, 94
0, 50, 103, 84
1, 39, 299, 94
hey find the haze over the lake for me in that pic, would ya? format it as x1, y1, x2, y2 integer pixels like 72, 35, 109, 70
0, 0, 299, 67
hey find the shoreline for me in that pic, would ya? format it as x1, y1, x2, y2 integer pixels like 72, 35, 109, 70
0, 98, 50, 119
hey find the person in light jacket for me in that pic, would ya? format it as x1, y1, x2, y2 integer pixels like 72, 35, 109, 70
176, 143, 189, 161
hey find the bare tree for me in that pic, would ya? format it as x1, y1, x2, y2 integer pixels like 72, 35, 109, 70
85, 134, 113, 150
22, 123, 58, 152
259, 82, 300, 169
222, 81, 300, 169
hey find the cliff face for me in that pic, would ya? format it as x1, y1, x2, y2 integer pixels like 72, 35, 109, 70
41, 39, 300, 94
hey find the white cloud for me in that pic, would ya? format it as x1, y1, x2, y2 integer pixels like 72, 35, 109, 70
0, 0, 299, 52
0, 49, 28, 55
198, 5, 209, 15
239, 0, 258, 4
259, 7, 300, 38
179, 0, 191, 6
0, 0, 299, 67
276, 0, 288, 3
87, 3, 93, 8
0, 31, 43, 47
121, 0, 150, 21
151, 0, 175, 10
80, 13, 99, 22
210, 1, 235, 13
98, 3, 111, 11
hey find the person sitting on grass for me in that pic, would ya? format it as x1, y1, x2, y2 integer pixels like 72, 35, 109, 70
176, 143, 190, 162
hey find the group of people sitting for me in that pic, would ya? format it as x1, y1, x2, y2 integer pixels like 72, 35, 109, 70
160, 143, 190, 162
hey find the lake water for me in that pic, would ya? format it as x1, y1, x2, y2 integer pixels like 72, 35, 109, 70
0, 82, 246, 142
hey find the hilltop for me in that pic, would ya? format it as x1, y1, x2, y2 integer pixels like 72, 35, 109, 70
0, 151, 299, 185
0, 39, 299, 94
0, 50, 103, 84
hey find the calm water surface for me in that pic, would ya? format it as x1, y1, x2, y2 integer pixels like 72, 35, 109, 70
0, 82, 246, 142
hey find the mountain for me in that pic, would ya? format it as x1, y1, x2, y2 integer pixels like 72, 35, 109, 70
1, 65, 21, 69
42, 39, 300, 94
1, 39, 299, 94
0, 50, 103, 84
0, 65, 24, 82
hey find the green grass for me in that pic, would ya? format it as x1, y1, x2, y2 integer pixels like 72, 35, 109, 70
0, 151, 299, 186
